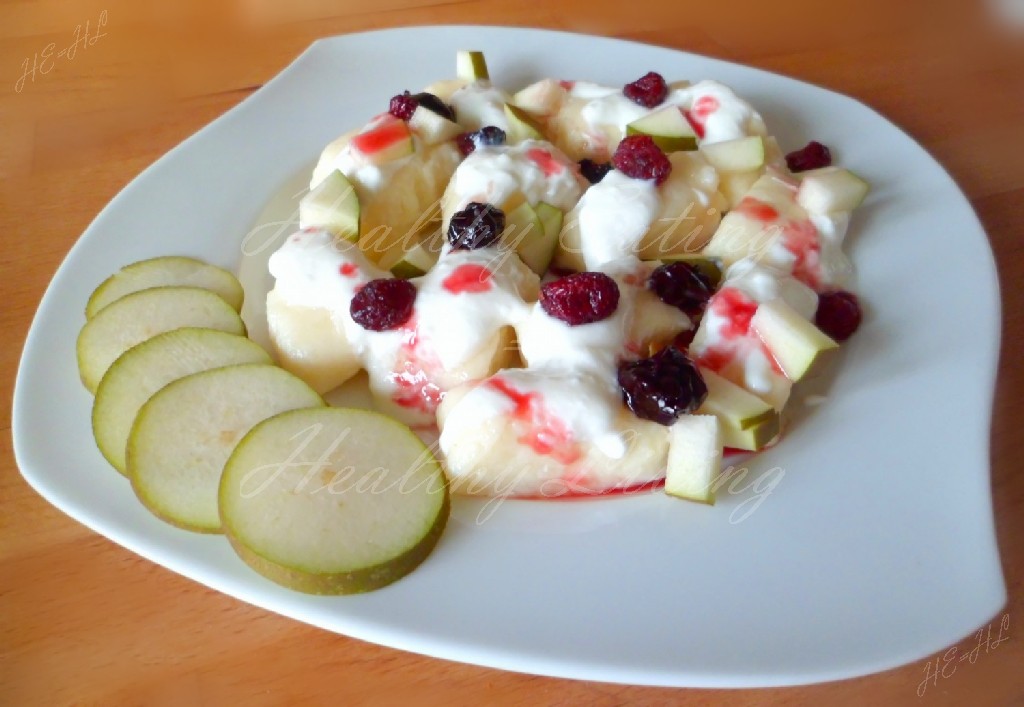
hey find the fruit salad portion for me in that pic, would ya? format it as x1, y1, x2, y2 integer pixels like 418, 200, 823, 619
268, 50, 870, 500
74, 50, 870, 597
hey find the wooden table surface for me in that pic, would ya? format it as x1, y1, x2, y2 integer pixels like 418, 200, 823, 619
3, 1, 1023, 704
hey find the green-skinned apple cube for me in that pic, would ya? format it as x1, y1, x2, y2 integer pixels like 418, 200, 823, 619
408, 106, 463, 146
456, 50, 489, 82
625, 107, 698, 152
796, 167, 870, 214
512, 79, 565, 117
503, 104, 545, 142
750, 298, 838, 381
504, 201, 558, 275
696, 367, 780, 451
299, 170, 360, 242
665, 415, 723, 503
700, 136, 765, 173
383, 239, 441, 279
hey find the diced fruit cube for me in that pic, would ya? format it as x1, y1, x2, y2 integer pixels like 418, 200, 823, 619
456, 50, 490, 82
696, 368, 780, 451
381, 238, 442, 279
503, 103, 544, 142
665, 414, 723, 503
351, 116, 415, 166
512, 79, 565, 117
408, 106, 463, 146
504, 201, 561, 276
625, 106, 698, 153
750, 298, 838, 381
796, 167, 869, 214
699, 136, 766, 173
299, 170, 360, 241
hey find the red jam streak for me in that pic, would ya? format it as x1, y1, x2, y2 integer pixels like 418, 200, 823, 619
351, 118, 408, 155
390, 320, 443, 415
683, 95, 720, 139
559, 80, 575, 91
526, 147, 564, 176
487, 377, 581, 465
442, 263, 493, 294
711, 287, 758, 339
782, 219, 822, 291
339, 262, 358, 277
735, 197, 779, 222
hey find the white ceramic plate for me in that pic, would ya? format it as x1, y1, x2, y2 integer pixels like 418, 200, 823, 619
13, 26, 1006, 687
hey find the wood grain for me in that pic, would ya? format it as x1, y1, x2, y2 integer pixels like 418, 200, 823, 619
3, 2, 1023, 704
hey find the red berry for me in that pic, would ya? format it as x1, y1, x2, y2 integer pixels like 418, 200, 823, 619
613, 135, 672, 185
540, 272, 620, 326
786, 141, 832, 172
648, 262, 713, 317
350, 278, 417, 331
389, 92, 418, 121
623, 71, 668, 108
815, 290, 861, 342
617, 347, 708, 425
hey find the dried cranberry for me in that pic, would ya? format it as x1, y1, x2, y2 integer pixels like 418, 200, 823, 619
786, 141, 832, 172
455, 126, 507, 156
411, 92, 457, 122
648, 262, 713, 318
578, 158, 612, 184
623, 71, 668, 108
617, 347, 708, 425
388, 91, 418, 121
350, 278, 417, 331
540, 272, 620, 326
671, 327, 697, 351
815, 290, 861, 342
447, 202, 505, 251
613, 135, 672, 185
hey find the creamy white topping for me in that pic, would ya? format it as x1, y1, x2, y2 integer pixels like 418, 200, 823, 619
445, 139, 586, 214
449, 82, 513, 132
572, 171, 660, 270
455, 263, 687, 462
269, 232, 537, 424
440, 368, 628, 461
571, 79, 767, 146
809, 211, 853, 287
268, 229, 385, 315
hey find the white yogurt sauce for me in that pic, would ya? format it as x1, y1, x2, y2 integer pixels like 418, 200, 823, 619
572, 171, 661, 270
457, 261, 688, 462
572, 79, 767, 146
449, 81, 513, 132
446, 139, 586, 214
269, 232, 538, 422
